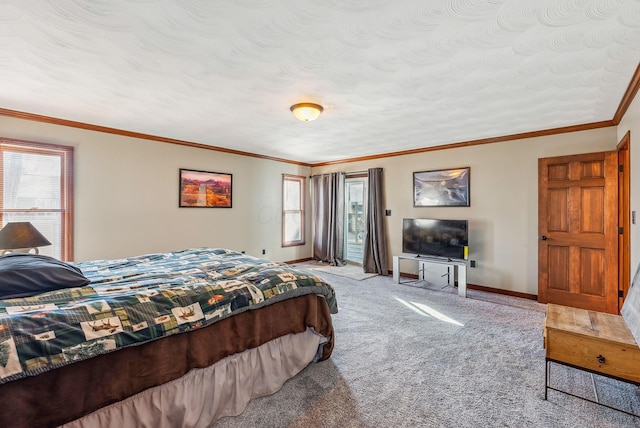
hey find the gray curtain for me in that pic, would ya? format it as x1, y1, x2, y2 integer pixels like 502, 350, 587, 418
312, 173, 345, 266
363, 168, 389, 274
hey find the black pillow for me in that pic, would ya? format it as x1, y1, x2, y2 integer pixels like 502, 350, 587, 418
0, 253, 90, 299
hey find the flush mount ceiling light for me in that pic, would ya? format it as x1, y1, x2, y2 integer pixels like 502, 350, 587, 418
290, 103, 323, 122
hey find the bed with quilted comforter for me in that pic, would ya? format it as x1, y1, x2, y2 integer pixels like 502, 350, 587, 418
0, 248, 337, 427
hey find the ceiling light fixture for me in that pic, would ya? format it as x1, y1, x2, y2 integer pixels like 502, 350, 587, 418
290, 103, 323, 122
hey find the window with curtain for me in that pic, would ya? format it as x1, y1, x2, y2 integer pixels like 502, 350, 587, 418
0, 139, 74, 260
282, 174, 305, 247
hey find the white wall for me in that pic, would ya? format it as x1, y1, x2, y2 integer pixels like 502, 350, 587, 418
312, 127, 619, 295
618, 92, 640, 278
0, 116, 312, 262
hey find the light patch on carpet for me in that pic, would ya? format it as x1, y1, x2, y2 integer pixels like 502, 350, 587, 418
394, 297, 464, 326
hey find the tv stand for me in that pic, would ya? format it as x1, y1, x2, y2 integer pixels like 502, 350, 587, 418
415, 254, 454, 263
392, 255, 467, 298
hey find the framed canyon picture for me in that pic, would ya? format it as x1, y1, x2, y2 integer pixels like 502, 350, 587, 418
179, 168, 232, 208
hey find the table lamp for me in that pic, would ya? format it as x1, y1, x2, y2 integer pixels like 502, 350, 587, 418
0, 222, 52, 255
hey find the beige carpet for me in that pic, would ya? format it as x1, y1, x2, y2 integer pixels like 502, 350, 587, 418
296, 261, 377, 281
216, 272, 640, 428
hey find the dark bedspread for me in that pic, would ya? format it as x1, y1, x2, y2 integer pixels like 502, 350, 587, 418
0, 248, 337, 427
0, 248, 337, 384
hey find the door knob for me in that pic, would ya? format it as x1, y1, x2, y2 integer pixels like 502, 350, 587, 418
541, 235, 547, 241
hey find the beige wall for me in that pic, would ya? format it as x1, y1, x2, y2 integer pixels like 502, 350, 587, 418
0, 116, 312, 262
0, 113, 629, 295
312, 127, 619, 295
618, 92, 640, 278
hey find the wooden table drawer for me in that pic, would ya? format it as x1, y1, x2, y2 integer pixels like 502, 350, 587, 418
545, 304, 640, 383
546, 328, 640, 382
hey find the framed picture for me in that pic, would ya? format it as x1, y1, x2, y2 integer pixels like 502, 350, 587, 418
413, 167, 470, 207
179, 168, 232, 208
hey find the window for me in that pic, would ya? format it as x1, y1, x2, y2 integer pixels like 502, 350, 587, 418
0, 139, 74, 260
282, 174, 305, 247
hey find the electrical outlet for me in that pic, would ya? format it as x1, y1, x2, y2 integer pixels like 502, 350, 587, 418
262, 249, 266, 255
385, 209, 391, 216
470, 260, 476, 268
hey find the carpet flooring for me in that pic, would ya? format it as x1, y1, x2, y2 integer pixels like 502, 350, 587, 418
214, 272, 640, 427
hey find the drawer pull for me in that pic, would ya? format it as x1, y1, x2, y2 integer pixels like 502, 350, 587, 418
597, 354, 606, 364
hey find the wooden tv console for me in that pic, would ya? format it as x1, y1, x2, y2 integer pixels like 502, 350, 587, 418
543, 303, 640, 416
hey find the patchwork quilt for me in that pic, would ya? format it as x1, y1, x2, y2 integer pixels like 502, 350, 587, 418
0, 248, 337, 384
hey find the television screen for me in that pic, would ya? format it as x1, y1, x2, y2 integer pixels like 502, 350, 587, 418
402, 218, 468, 260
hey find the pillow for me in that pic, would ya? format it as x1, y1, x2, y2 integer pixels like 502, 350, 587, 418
0, 253, 90, 299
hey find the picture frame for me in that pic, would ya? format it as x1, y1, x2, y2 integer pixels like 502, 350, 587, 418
179, 168, 232, 208
413, 167, 470, 207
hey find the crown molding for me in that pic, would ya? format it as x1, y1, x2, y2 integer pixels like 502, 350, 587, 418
1, 63, 638, 167
311, 120, 615, 166
0, 108, 313, 167
613, 62, 640, 125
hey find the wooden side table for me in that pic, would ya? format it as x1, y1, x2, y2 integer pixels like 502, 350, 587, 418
543, 303, 640, 417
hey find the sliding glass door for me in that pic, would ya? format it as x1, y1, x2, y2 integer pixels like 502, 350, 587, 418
344, 176, 367, 265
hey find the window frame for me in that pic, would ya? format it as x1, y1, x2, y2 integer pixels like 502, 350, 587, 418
282, 174, 305, 247
0, 138, 74, 261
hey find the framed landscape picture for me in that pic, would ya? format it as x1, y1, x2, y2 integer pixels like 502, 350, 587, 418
179, 168, 232, 208
413, 167, 470, 207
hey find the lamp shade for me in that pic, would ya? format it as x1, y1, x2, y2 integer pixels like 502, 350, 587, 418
290, 103, 323, 122
0, 222, 52, 250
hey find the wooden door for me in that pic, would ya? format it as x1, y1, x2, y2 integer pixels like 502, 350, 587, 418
617, 132, 631, 311
538, 151, 618, 314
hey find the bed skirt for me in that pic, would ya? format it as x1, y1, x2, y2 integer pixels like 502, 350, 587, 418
0, 294, 334, 427
63, 328, 327, 428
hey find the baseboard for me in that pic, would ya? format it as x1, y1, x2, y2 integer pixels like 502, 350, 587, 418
395, 272, 538, 301
466, 283, 537, 301
285, 257, 313, 264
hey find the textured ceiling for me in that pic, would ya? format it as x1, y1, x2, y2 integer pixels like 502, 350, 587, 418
0, 0, 639, 164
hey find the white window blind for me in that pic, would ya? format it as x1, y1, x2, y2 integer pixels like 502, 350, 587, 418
0, 140, 74, 260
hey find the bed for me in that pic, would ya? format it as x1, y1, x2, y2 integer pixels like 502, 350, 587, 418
0, 248, 337, 427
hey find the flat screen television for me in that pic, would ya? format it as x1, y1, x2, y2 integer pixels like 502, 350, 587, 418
402, 218, 468, 260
